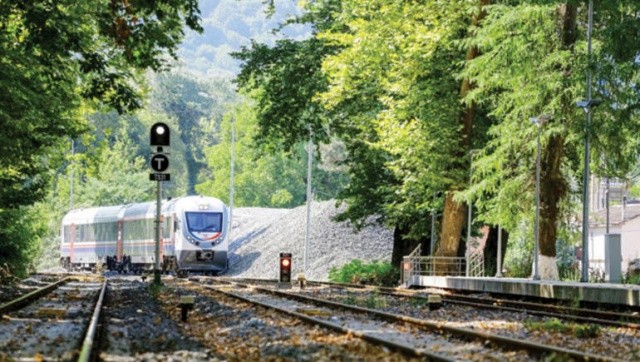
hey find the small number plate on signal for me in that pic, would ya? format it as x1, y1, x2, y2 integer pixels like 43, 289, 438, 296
149, 173, 171, 181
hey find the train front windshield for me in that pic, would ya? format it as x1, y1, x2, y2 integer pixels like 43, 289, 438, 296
186, 212, 222, 232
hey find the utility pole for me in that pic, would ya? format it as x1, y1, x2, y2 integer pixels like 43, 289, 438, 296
230, 116, 235, 229
304, 126, 313, 274
70, 139, 74, 210
579, 0, 597, 283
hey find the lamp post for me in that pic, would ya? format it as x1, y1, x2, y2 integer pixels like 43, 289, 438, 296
577, 98, 601, 282
530, 115, 551, 280
577, 0, 602, 283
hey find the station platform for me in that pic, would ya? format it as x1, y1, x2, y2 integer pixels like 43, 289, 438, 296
409, 276, 640, 308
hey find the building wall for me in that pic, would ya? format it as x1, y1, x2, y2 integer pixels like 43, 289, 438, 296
589, 219, 640, 274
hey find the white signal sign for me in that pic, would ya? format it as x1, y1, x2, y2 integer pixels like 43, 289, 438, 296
150, 154, 169, 172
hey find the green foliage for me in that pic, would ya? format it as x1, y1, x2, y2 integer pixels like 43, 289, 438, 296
556, 237, 580, 281
234, 37, 336, 152
317, 0, 472, 239
408, 297, 430, 308
363, 295, 386, 309
196, 101, 347, 207
503, 228, 532, 278
573, 324, 601, 339
524, 318, 600, 339
328, 259, 399, 287
524, 318, 570, 334
629, 183, 640, 199
148, 73, 238, 194
0, 0, 203, 272
148, 282, 163, 299
0, 207, 45, 277
340, 294, 357, 306
623, 273, 640, 285
0, 0, 202, 207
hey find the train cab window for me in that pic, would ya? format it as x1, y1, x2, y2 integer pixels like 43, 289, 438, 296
174, 218, 180, 231
185, 212, 222, 232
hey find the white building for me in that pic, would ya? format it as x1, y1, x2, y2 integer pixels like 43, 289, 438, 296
588, 196, 640, 274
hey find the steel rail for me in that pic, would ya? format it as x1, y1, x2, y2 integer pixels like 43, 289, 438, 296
217, 277, 640, 328
303, 279, 640, 328
359, 288, 640, 330
440, 293, 640, 323
200, 283, 455, 361
0, 276, 71, 314
78, 280, 108, 362
439, 294, 640, 329
222, 280, 620, 362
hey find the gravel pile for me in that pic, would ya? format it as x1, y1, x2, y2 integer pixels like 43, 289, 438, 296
227, 200, 393, 281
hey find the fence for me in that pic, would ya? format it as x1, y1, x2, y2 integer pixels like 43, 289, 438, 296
402, 245, 485, 285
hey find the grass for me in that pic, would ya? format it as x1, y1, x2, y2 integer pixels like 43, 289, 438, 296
524, 318, 600, 339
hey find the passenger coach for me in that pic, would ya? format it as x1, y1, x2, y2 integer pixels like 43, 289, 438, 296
60, 195, 229, 274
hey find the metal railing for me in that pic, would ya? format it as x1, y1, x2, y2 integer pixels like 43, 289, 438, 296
468, 251, 484, 277
402, 247, 485, 285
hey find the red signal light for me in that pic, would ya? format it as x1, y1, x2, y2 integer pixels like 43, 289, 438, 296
279, 253, 292, 283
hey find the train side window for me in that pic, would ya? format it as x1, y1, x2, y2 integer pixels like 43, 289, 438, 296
174, 219, 180, 231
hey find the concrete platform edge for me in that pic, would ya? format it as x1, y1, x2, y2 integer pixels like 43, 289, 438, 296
414, 276, 640, 307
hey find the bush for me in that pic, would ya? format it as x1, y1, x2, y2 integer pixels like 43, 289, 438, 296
573, 324, 600, 339
328, 259, 399, 287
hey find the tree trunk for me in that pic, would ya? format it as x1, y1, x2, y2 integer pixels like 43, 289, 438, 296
434, 0, 489, 268
483, 226, 509, 277
534, 4, 577, 280
392, 224, 432, 268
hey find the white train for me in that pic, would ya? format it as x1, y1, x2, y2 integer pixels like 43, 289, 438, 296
60, 195, 229, 274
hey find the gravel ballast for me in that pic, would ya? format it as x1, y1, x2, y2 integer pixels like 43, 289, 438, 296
227, 200, 394, 281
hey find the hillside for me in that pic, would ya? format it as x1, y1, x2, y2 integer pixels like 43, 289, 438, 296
177, 0, 308, 78
227, 200, 394, 281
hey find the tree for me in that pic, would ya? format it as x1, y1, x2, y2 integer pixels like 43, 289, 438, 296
461, 1, 640, 279
0, 0, 202, 274
235, 0, 483, 268
148, 72, 238, 194
235, 0, 640, 280
196, 100, 347, 207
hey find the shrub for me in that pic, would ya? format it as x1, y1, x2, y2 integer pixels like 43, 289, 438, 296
328, 259, 400, 287
524, 318, 600, 339
573, 324, 600, 339
524, 318, 569, 334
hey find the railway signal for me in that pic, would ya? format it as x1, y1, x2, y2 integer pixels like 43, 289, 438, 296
150, 122, 170, 147
279, 253, 292, 285
149, 123, 171, 286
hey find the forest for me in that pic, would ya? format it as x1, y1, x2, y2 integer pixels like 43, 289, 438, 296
2, 1, 640, 282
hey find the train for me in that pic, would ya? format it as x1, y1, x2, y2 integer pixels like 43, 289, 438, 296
60, 195, 230, 274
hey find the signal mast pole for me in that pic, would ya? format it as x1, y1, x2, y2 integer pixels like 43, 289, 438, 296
149, 122, 171, 286
304, 126, 313, 274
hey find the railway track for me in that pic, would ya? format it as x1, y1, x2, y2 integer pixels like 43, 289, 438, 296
2, 274, 637, 360
194, 277, 623, 361
231, 277, 640, 329
0, 275, 106, 360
